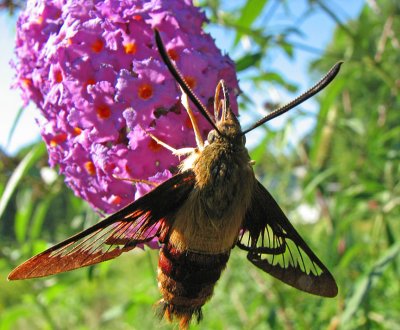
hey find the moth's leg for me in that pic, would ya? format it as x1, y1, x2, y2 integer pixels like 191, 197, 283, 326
145, 130, 195, 157
112, 175, 159, 187
180, 87, 204, 150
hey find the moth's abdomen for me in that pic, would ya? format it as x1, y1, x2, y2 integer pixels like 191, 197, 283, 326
157, 244, 230, 329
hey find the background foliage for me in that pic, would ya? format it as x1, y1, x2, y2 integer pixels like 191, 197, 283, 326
1, 1, 399, 329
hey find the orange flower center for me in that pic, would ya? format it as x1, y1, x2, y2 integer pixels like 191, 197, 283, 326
21, 78, 32, 88
36, 16, 44, 24
184, 76, 196, 89
124, 42, 137, 54
54, 70, 63, 83
125, 164, 132, 174
91, 39, 104, 53
138, 84, 153, 99
86, 78, 96, 87
110, 195, 122, 205
96, 104, 111, 119
50, 133, 67, 147
84, 161, 96, 175
148, 139, 162, 152
167, 49, 179, 61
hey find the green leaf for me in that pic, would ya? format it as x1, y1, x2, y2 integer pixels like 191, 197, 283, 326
254, 71, 298, 92
339, 118, 365, 135
235, 52, 263, 72
6, 107, 25, 149
15, 189, 34, 243
249, 134, 269, 163
278, 39, 294, 58
233, 0, 269, 45
30, 194, 54, 240
309, 77, 345, 168
303, 167, 335, 197
238, 0, 268, 28
341, 242, 400, 325
0, 142, 47, 221
0, 306, 35, 330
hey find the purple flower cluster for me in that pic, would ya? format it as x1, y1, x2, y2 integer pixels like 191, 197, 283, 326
14, 0, 239, 214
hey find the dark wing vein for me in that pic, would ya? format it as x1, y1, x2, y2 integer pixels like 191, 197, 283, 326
237, 180, 338, 297
9, 171, 196, 280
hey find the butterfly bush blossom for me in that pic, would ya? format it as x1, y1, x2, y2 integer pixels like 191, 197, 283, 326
14, 0, 239, 214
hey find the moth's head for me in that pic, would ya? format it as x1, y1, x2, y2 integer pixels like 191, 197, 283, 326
207, 80, 246, 147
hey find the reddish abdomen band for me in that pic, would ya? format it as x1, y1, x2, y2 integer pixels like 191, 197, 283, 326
157, 244, 230, 329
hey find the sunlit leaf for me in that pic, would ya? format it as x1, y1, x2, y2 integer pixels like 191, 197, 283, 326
30, 195, 54, 240
0, 142, 46, 220
235, 52, 263, 71
6, 107, 25, 149
233, 0, 269, 45
341, 243, 400, 325
254, 71, 298, 92
309, 78, 345, 168
15, 190, 33, 243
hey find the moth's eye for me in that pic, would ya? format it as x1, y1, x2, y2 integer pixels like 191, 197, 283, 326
207, 130, 217, 144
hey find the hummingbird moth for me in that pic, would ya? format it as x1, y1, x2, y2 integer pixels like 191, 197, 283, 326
9, 30, 341, 329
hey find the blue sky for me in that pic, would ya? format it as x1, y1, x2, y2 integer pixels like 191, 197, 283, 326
0, 1, 364, 155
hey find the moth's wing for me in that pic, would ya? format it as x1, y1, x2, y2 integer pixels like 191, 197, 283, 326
237, 180, 338, 297
8, 171, 196, 280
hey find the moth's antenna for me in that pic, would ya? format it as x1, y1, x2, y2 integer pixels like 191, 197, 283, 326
154, 29, 222, 135
241, 61, 343, 135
